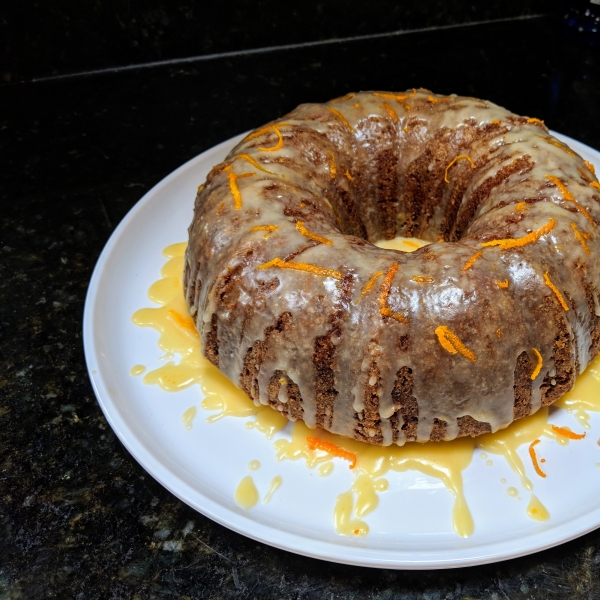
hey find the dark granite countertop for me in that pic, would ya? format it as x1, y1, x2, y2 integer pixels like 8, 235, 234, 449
3, 8, 600, 599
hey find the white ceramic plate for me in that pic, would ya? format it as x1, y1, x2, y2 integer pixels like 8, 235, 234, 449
83, 130, 600, 569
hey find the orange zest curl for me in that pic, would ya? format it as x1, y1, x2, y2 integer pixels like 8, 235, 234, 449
307, 436, 357, 469
259, 127, 283, 152
249, 224, 278, 238
327, 106, 354, 132
592, 182, 600, 191
227, 171, 255, 210
355, 271, 383, 303
383, 101, 399, 123
379, 263, 409, 324
234, 153, 275, 174
527, 117, 545, 125
444, 155, 475, 183
529, 439, 546, 478
515, 202, 528, 212
543, 270, 569, 311
570, 222, 591, 254
295, 221, 333, 245
496, 279, 509, 289
244, 122, 290, 141
373, 89, 416, 102
545, 174, 595, 227
544, 136, 576, 156
411, 276, 433, 283
551, 425, 586, 440
481, 218, 555, 250
345, 170, 353, 181
491, 120, 501, 125
327, 151, 337, 179
168, 310, 197, 333
461, 250, 483, 271
257, 257, 343, 280
329, 92, 355, 103
584, 160, 596, 175
434, 326, 476, 362
531, 348, 543, 380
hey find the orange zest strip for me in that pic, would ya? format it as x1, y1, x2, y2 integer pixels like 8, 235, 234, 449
592, 182, 600, 191
295, 221, 333, 245
545, 174, 595, 227
529, 439, 546, 478
544, 136, 576, 156
244, 122, 290, 142
570, 222, 591, 254
227, 171, 255, 210
258, 257, 343, 280
584, 160, 596, 175
381, 304, 409, 322
527, 117, 545, 125
515, 202, 528, 211
434, 325, 476, 362
383, 101, 399, 123
327, 106, 354, 132
461, 250, 483, 271
327, 151, 337, 179
551, 425, 586, 440
307, 436, 357, 469
379, 262, 409, 324
249, 224, 278, 238
354, 102, 360, 109
481, 218, 555, 250
168, 310, 197, 333
259, 127, 283, 152
543, 270, 569, 311
496, 279, 509, 289
403, 241, 420, 248
234, 153, 275, 174
345, 169, 353, 181
329, 92, 355, 103
491, 119, 501, 125
411, 276, 433, 283
531, 348, 543, 380
444, 154, 475, 183
355, 271, 383, 303
373, 89, 416, 101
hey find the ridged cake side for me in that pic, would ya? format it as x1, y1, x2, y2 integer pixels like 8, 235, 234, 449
184, 90, 600, 445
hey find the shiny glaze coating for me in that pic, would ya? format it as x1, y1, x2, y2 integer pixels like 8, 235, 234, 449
185, 90, 600, 444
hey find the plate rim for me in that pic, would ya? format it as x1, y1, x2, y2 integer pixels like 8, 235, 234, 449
83, 129, 600, 570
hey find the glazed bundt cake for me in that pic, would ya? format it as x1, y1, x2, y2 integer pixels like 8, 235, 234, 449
184, 89, 600, 445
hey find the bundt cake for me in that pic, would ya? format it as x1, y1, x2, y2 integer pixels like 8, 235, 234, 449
184, 89, 600, 445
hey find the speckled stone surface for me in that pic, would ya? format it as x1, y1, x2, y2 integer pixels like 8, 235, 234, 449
2, 13, 600, 599
2, 0, 547, 83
